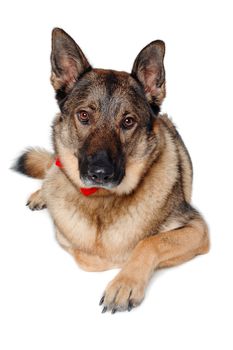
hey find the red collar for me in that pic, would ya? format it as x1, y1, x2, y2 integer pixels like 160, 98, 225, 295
55, 157, 98, 196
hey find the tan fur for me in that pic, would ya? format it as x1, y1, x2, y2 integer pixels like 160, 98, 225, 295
24, 148, 54, 179
51, 72, 63, 91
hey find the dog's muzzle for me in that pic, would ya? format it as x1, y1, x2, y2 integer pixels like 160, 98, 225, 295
79, 150, 124, 188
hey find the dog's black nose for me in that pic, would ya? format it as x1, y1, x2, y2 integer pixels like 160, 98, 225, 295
88, 165, 114, 183
87, 150, 115, 184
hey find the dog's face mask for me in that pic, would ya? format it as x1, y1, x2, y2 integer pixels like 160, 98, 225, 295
51, 28, 166, 195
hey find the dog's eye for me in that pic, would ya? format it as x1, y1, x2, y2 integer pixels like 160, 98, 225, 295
121, 117, 136, 130
77, 111, 90, 124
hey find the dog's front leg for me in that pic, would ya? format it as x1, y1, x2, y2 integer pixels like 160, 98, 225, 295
100, 217, 209, 313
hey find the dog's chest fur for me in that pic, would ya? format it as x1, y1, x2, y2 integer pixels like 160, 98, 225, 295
43, 169, 154, 262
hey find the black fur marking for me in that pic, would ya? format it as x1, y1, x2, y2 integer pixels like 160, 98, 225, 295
150, 103, 160, 116
77, 65, 92, 81
146, 114, 154, 132
56, 86, 68, 110
105, 72, 118, 96
130, 72, 142, 86
12, 152, 28, 176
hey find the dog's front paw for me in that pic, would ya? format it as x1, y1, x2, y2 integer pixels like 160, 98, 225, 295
100, 272, 145, 313
26, 189, 46, 211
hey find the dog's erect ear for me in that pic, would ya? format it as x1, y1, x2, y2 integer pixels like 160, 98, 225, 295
132, 40, 166, 106
51, 28, 91, 96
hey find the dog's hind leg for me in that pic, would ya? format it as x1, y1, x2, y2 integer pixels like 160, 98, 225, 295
26, 189, 46, 211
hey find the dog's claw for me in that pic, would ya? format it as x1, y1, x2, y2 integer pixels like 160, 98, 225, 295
111, 308, 117, 314
99, 296, 105, 306
26, 202, 29, 206
102, 306, 107, 313
128, 301, 133, 312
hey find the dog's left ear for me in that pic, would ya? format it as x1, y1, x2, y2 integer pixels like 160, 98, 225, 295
132, 40, 166, 106
51, 28, 91, 99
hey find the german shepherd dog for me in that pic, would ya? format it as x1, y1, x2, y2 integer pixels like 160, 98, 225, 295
14, 28, 209, 313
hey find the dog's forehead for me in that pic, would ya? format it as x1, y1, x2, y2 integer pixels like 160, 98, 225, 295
82, 69, 143, 105
88, 69, 136, 97
92, 68, 131, 83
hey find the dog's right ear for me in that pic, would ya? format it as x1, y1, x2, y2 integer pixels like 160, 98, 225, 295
51, 28, 91, 103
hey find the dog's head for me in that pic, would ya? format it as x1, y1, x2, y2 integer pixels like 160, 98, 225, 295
51, 28, 166, 195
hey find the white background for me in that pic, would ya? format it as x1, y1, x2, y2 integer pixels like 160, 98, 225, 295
1, 0, 233, 349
